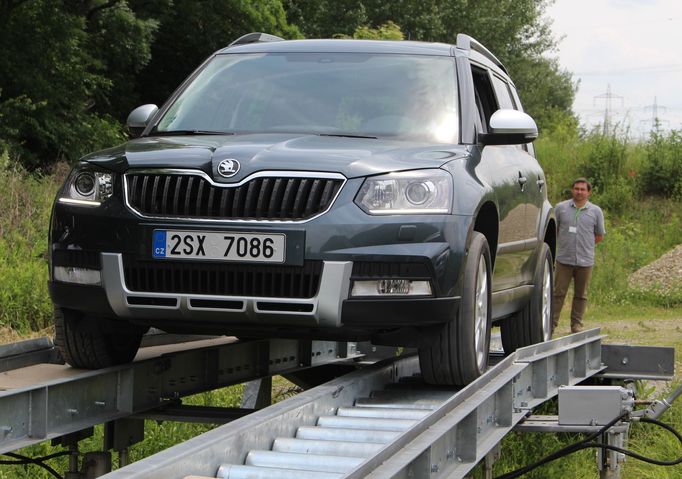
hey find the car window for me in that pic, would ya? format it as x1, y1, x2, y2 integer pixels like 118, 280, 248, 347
509, 86, 525, 113
156, 53, 459, 143
491, 74, 515, 110
471, 66, 497, 133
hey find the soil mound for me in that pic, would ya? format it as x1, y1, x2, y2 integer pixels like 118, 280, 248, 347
628, 245, 682, 293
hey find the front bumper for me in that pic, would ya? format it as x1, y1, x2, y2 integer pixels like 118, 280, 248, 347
103, 253, 352, 327
50, 253, 459, 333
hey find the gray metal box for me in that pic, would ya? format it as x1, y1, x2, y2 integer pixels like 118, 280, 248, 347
558, 386, 634, 426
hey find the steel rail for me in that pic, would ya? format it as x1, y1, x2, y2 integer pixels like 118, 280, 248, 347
104, 330, 606, 479
0, 337, 358, 454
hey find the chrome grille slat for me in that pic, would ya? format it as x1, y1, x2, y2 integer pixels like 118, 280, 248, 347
195, 180, 205, 216
151, 176, 160, 214
125, 171, 344, 221
141, 176, 150, 212
161, 176, 171, 214
184, 177, 194, 215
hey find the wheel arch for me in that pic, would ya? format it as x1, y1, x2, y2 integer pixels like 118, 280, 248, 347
544, 217, 556, 261
473, 201, 499, 268
539, 201, 556, 260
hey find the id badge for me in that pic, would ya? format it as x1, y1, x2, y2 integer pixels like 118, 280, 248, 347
569, 226, 577, 234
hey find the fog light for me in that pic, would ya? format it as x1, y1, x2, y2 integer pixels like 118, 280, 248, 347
350, 280, 432, 297
54, 266, 102, 285
378, 279, 410, 294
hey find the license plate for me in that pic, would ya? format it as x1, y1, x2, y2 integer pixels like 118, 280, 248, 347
152, 230, 285, 263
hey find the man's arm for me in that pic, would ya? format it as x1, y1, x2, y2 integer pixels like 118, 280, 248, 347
594, 206, 605, 245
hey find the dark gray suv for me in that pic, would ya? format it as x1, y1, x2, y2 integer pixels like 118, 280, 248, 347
49, 33, 556, 385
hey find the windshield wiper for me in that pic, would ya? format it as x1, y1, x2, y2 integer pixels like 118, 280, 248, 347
152, 130, 235, 136
318, 133, 378, 139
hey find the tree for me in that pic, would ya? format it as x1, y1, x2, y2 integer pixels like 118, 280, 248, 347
0, 0, 157, 167
133, 0, 302, 108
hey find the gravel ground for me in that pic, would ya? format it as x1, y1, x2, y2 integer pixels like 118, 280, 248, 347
628, 244, 682, 292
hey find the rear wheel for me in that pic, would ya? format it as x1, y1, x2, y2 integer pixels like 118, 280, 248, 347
54, 307, 146, 369
419, 232, 492, 385
500, 242, 553, 354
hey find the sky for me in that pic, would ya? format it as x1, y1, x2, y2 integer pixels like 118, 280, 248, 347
545, 0, 682, 137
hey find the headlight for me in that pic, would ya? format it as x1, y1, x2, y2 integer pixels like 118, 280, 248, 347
58, 164, 115, 206
354, 170, 452, 214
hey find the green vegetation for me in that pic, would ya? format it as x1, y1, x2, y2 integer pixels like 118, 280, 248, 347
1, 0, 571, 169
535, 126, 682, 308
0, 153, 64, 336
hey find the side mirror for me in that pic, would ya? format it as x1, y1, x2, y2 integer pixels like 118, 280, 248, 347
126, 104, 159, 138
479, 109, 538, 145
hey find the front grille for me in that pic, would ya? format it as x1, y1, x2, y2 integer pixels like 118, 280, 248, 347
125, 172, 344, 221
123, 257, 323, 299
352, 261, 431, 278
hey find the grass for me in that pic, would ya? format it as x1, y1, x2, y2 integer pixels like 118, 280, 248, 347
0, 153, 65, 336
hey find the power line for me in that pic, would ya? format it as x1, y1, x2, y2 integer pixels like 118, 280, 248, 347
641, 96, 670, 133
593, 84, 624, 135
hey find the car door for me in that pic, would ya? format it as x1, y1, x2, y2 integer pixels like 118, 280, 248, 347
504, 81, 545, 284
472, 66, 534, 291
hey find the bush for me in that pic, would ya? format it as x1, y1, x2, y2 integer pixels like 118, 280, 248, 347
640, 129, 682, 198
0, 154, 63, 334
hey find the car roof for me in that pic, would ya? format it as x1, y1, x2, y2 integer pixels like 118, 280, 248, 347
217, 39, 455, 57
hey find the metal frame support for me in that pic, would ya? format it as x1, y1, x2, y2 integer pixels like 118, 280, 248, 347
240, 378, 272, 410
598, 427, 627, 479
484, 443, 502, 479
104, 418, 145, 468
0, 337, 358, 454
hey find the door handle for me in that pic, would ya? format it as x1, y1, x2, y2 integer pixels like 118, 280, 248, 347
517, 173, 527, 191
536, 179, 545, 190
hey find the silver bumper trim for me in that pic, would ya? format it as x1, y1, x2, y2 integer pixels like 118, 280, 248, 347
101, 253, 352, 328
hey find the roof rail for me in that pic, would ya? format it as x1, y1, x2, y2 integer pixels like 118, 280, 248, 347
456, 33, 508, 74
229, 32, 284, 47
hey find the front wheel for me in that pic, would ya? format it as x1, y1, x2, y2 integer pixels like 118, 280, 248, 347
419, 232, 492, 385
500, 242, 554, 354
54, 308, 146, 369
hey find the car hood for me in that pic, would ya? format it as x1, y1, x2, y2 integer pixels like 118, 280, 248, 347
84, 133, 468, 180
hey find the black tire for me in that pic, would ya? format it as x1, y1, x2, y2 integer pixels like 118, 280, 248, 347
419, 232, 492, 386
54, 307, 145, 369
500, 242, 554, 354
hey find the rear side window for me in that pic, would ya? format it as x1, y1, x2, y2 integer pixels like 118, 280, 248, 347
491, 75, 515, 110
471, 66, 498, 133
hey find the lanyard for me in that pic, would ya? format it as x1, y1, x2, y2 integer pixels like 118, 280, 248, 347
574, 205, 586, 226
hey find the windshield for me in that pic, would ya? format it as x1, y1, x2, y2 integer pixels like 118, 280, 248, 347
156, 52, 459, 143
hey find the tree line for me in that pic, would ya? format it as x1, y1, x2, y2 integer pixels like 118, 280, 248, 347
0, 0, 575, 168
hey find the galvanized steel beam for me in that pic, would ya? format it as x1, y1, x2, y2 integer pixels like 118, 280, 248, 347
0, 338, 358, 454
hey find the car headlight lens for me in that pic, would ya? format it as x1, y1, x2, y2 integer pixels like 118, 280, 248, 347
75, 173, 96, 196
355, 170, 452, 214
59, 165, 115, 206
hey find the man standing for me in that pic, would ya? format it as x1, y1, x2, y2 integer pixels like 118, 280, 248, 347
553, 178, 605, 333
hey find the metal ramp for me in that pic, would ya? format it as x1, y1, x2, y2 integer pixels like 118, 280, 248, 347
103, 330, 606, 478
0, 336, 359, 454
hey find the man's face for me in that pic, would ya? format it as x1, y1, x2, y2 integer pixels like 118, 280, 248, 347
572, 182, 590, 204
